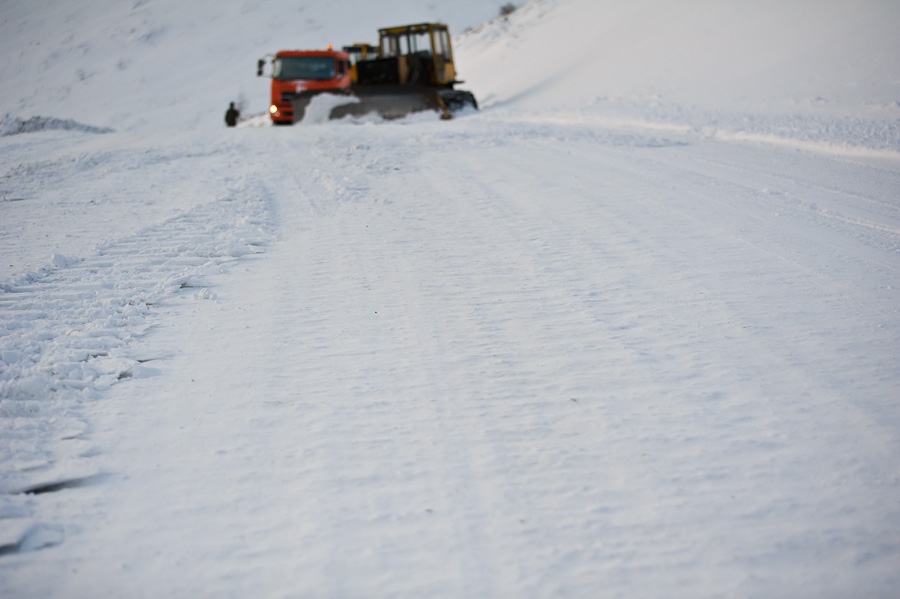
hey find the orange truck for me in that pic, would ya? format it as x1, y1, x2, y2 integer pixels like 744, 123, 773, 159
256, 48, 352, 124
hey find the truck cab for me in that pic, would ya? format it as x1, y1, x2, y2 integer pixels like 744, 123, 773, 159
258, 49, 352, 124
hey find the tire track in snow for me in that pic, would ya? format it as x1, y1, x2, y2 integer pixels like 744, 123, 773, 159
684, 146, 900, 254
380, 127, 900, 592
0, 183, 273, 554
307, 131, 634, 591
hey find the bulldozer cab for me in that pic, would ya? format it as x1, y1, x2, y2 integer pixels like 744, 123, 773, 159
354, 23, 458, 88
379, 23, 456, 86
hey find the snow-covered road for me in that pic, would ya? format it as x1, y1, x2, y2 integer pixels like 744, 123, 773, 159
3, 112, 899, 596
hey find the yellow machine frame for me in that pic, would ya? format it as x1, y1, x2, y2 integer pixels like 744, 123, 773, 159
375, 23, 458, 86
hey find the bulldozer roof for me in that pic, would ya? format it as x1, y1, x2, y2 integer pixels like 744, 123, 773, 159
378, 23, 449, 36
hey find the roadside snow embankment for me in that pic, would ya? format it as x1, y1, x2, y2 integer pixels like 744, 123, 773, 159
1, 174, 273, 552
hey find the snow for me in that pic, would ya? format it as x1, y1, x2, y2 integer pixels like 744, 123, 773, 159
459, 0, 900, 116
2, 0, 900, 596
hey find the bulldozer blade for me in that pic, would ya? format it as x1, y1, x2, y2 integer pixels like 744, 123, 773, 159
330, 86, 442, 120
290, 86, 477, 123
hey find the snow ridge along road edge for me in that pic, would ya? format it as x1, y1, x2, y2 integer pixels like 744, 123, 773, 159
0, 178, 274, 553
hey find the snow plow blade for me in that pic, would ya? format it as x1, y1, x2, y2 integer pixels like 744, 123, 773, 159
290, 86, 477, 123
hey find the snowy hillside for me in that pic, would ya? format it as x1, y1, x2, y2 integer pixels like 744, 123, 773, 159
2, 0, 900, 597
456, 0, 900, 154
459, 0, 900, 113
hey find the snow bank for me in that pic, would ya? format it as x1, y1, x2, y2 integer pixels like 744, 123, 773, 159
1, 184, 273, 497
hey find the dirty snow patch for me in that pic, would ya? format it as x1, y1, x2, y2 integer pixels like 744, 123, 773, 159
0, 115, 114, 137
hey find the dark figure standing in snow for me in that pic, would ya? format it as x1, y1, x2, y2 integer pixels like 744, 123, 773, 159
225, 102, 239, 127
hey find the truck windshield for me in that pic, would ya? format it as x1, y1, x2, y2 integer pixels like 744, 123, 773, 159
273, 57, 335, 81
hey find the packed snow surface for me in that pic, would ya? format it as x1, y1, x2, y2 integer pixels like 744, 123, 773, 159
2, 0, 899, 597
